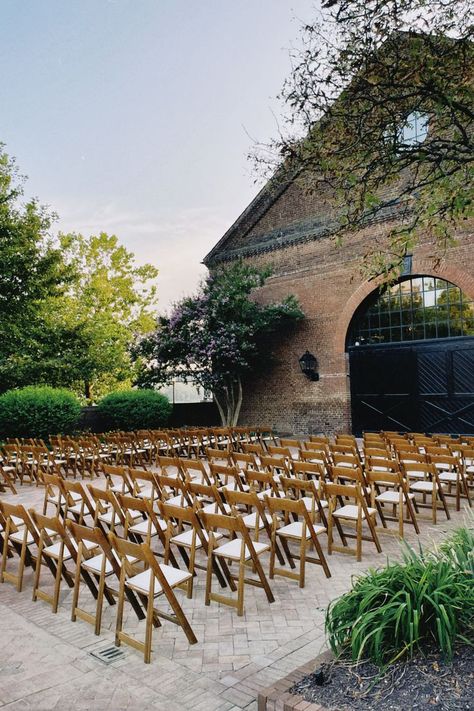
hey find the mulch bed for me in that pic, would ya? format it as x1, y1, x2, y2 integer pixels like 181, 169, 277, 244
291, 643, 474, 710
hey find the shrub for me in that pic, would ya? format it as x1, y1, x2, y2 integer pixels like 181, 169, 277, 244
0, 386, 81, 440
97, 389, 172, 431
325, 526, 474, 666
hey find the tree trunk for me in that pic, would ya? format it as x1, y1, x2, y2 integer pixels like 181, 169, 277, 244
213, 377, 243, 426
84, 380, 91, 402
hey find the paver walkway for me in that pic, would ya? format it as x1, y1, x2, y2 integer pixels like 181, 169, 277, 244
0, 478, 468, 710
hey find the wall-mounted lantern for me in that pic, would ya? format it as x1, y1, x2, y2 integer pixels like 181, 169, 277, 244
299, 351, 319, 381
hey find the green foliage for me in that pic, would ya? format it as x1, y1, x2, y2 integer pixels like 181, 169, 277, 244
97, 389, 172, 431
257, 0, 473, 279
137, 262, 304, 425
0, 386, 81, 440
325, 526, 474, 666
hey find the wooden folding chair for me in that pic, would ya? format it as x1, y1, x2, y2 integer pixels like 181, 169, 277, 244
324, 481, 381, 562
109, 532, 197, 663
156, 455, 182, 479
366, 469, 419, 537
186, 480, 231, 514
88, 485, 127, 532
0, 465, 17, 494
280, 475, 328, 528
179, 457, 212, 485
209, 463, 249, 492
103, 464, 135, 496
232, 451, 260, 473
266, 494, 330, 587
66, 520, 144, 635
158, 500, 228, 596
402, 462, 450, 523
0, 502, 40, 591
29, 510, 75, 612
200, 511, 274, 616
244, 468, 282, 500
427, 453, 471, 510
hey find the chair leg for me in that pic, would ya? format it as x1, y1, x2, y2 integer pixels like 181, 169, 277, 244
237, 561, 245, 617
299, 537, 306, 589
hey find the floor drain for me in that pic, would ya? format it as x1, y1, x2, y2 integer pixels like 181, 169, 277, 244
89, 646, 127, 665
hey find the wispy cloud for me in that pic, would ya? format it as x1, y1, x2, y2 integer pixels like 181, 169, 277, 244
53, 200, 233, 312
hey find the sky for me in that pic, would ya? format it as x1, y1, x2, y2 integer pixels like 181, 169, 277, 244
1, 0, 319, 312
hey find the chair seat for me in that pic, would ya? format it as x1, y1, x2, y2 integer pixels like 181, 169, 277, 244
376, 490, 415, 504
126, 565, 191, 596
166, 494, 188, 508
129, 518, 166, 535
438, 472, 459, 482
98, 511, 122, 525
277, 521, 326, 539
410, 481, 440, 492
256, 488, 274, 500
202, 502, 231, 514
81, 553, 114, 575
302, 495, 328, 511
242, 511, 273, 529
43, 542, 73, 560
171, 529, 222, 548
213, 539, 269, 561
219, 482, 250, 493
136, 486, 158, 500
406, 470, 428, 479
333, 505, 376, 520
10, 530, 35, 545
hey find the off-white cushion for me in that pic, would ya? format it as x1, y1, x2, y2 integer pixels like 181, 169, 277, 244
125, 565, 191, 595
277, 521, 326, 539
333, 505, 376, 519
212, 539, 269, 561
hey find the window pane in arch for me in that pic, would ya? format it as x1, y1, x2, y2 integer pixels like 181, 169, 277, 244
348, 276, 474, 347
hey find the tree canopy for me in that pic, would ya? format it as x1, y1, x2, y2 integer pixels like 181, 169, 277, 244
0, 146, 158, 399
137, 263, 304, 425
255, 0, 473, 279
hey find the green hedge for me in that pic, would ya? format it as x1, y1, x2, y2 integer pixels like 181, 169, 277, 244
0, 386, 81, 440
97, 389, 172, 431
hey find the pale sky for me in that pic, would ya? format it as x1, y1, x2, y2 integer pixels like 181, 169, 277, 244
1, 0, 318, 311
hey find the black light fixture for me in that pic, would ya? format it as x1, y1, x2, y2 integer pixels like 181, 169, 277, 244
299, 351, 319, 381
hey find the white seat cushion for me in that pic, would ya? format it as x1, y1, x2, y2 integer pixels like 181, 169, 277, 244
129, 518, 166, 535
81, 553, 113, 575
410, 481, 439, 492
302, 495, 328, 511
219, 482, 250, 492
277, 521, 326, 539
171, 529, 222, 547
376, 490, 415, 503
125, 565, 191, 595
333, 505, 376, 520
256, 488, 274, 500
242, 512, 272, 529
438, 472, 458, 482
10, 530, 35, 545
202, 502, 231, 514
98, 511, 121, 525
43, 542, 73, 560
212, 539, 269, 561
166, 494, 188, 508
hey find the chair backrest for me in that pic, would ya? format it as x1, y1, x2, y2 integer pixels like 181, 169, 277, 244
260, 454, 291, 475
186, 480, 227, 513
309, 435, 329, 445
206, 447, 232, 464
103, 464, 134, 495
365, 456, 399, 472
179, 458, 211, 484
209, 463, 243, 489
128, 468, 159, 498
397, 451, 426, 464
87, 484, 125, 529
330, 465, 365, 485
332, 452, 360, 469
0, 501, 39, 543
244, 468, 281, 496
292, 460, 325, 482
242, 442, 265, 456
232, 451, 259, 471
401, 461, 436, 480
29, 509, 77, 559
156, 455, 182, 478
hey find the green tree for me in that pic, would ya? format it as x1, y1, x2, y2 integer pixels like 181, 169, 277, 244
52, 232, 159, 400
256, 0, 473, 279
137, 263, 304, 425
0, 146, 71, 392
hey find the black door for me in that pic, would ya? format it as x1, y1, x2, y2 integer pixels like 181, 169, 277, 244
349, 337, 474, 435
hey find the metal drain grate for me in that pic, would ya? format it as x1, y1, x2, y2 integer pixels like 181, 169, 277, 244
89, 646, 127, 665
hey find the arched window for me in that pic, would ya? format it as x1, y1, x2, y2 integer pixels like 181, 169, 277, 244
398, 111, 429, 146
348, 276, 474, 347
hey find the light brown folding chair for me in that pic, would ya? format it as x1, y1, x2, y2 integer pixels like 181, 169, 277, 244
199, 510, 274, 616
179, 457, 212, 485
0, 501, 40, 591
209, 463, 249, 492
29, 510, 75, 612
110, 532, 197, 663
366, 469, 419, 537
266, 495, 330, 587
66, 520, 145, 635
103, 464, 135, 496
427, 453, 471, 510
280, 474, 329, 528
324, 481, 382, 562
402, 461, 450, 523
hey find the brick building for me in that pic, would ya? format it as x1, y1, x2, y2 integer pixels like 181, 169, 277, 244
204, 152, 474, 435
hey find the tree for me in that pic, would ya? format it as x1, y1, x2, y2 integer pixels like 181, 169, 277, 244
137, 263, 304, 425
51, 232, 159, 400
255, 0, 473, 279
0, 146, 71, 392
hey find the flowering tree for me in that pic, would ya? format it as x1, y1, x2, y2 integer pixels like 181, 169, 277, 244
137, 263, 304, 425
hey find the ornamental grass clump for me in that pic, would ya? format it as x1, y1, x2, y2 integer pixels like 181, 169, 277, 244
325, 525, 474, 667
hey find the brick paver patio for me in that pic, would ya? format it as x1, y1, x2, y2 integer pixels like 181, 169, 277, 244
0, 478, 468, 710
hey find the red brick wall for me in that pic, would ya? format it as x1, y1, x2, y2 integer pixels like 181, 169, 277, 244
230, 218, 474, 435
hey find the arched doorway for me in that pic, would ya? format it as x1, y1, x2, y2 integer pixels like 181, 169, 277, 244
347, 275, 474, 434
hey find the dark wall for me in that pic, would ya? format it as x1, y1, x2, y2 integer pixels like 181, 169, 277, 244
78, 402, 220, 433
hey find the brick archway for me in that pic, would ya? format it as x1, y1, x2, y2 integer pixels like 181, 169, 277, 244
334, 259, 474, 354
